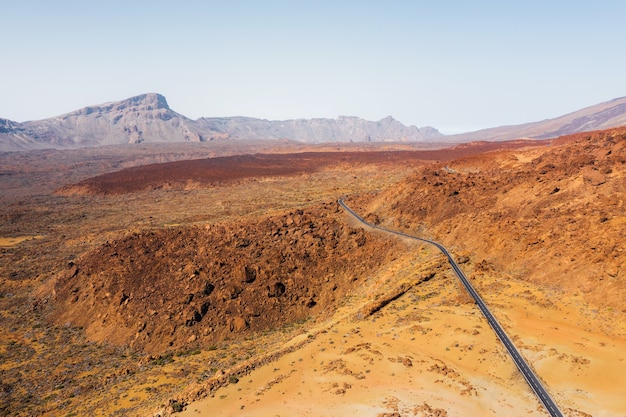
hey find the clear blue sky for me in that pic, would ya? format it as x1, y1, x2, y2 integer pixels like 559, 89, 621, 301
2, 1, 625, 133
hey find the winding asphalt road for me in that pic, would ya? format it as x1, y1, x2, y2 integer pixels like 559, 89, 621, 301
338, 199, 564, 417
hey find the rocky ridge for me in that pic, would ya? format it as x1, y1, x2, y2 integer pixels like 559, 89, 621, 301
41, 202, 401, 353
3, 93, 626, 153
446, 96, 626, 142
4, 93, 626, 151
360, 127, 626, 310
0, 94, 216, 151
195, 114, 441, 144
0, 94, 440, 151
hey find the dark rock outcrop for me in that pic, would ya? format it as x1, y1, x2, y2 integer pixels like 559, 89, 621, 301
42, 202, 402, 353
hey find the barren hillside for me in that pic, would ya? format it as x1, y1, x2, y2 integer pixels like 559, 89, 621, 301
358, 127, 626, 310
446, 96, 626, 142
42, 203, 401, 353
170, 128, 626, 417
1, 133, 625, 417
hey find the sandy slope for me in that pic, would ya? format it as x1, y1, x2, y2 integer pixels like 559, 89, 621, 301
175, 234, 626, 417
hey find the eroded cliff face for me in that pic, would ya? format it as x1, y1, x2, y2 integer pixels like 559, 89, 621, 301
19, 93, 214, 148
0, 93, 221, 151
360, 127, 626, 310
0, 93, 440, 151
42, 202, 402, 353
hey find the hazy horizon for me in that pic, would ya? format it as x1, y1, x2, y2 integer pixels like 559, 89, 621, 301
2, 1, 626, 134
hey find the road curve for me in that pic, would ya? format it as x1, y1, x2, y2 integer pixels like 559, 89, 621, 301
338, 199, 564, 417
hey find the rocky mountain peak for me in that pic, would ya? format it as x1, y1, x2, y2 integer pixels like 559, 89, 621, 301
74, 93, 171, 117
0, 118, 19, 133
125, 93, 170, 110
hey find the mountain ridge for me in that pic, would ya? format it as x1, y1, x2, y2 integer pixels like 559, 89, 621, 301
0, 93, 440, 152
2, 93, 626, 152
445, 96, 626, 142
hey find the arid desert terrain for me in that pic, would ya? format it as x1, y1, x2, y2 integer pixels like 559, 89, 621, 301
1, 131, 625, 416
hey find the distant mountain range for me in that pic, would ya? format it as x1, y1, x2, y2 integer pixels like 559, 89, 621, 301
0, 94, 440, 152
445, 96, 626, 143
1, 93, 626, 152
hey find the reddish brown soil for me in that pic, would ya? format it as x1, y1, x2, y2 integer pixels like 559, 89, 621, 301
3, 141, 427, 416
356, 127, 626, 310
58, 141, 550, 195
41, 202, 402, 354
3, 132, 624, 417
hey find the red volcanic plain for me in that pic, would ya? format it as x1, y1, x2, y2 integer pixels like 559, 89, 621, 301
1, 132, 624, 417
58, 140, 550, 195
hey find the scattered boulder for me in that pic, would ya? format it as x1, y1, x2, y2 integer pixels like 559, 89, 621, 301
229, 316, 249, 332
582, 167, 606, 186
203, 282, 215, 296
268, 282, 286, 298
241, 265, 257, 283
